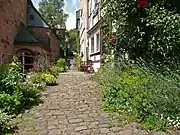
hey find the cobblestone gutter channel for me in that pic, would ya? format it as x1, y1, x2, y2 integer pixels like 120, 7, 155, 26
13, 72, 180, 135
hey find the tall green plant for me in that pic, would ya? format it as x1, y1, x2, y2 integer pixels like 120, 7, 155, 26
95, 60, 180, 131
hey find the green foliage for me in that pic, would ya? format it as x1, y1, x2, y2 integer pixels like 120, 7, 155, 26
95, 60, 180, 131
57, 58, 66, 72
75, 54, 81, 69
139, 115, 168, 131
20, 84, 41, 108
102, 0, 180, 68
28, 73, 43, 84
28, 72, 57, 86
0, 57, 22, 95
39, 0, 68, 28
49, 66, 60, 78
41, 73, 57, 86
0, 93, 22, 115
0, 111, 13, 133
0, 57, 42, 133
67, 29, 78, 49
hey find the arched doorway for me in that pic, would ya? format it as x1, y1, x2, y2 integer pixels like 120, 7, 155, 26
15, 49, 34, 71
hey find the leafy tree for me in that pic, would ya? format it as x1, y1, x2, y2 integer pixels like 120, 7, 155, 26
38, 0, 68, 29
67, 29, 79, 51
38, 0, 68, 56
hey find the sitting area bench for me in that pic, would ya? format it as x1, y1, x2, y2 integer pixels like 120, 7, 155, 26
79, 60, 94, 73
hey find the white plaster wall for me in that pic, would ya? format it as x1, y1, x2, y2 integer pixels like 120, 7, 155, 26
88, 28, 101, 72
93, 61, 101, 72
80, 0, 89, 62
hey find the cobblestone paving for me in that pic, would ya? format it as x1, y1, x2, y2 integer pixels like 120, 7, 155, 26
14, 72, 179, 135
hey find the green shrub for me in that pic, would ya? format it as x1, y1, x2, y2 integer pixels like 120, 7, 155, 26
28, 72, 43, 84
41, 73, 57, 86
27, 71, 58, 86
57, 58, 66, 72
139, 115, 168, 131
20, 84, 41, 108
0, 93, 22, 115
75, 54, 81, 69
0, 58, 22, 95
0, 57, 43, 133
50, 66, 61, 77
96, 61, 180, 131
102, 0, 180, 69
0, 111, 13, 133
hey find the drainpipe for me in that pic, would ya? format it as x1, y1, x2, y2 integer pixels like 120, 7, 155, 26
22, 53, 25, 74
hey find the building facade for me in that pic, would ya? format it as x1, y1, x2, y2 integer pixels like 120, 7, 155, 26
0, 0, 63, 67
78, 0, 102, 72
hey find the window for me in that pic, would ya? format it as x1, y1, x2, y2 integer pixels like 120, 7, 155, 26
80, 9, 83, 17
96, 33, 100, 51
91, 36, 94, 53
94, 0, 98, 8
29, 15, 34, 20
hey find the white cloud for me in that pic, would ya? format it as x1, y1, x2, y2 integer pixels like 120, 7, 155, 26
65, 12, 76, 30
64, 0, 77, 30
73, 0, 78, 10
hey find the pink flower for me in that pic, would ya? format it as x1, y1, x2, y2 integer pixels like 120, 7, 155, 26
137, 3, 141, 8
28, 67, 36, 72
109, 35, 116, 43
137, 0, 149, 8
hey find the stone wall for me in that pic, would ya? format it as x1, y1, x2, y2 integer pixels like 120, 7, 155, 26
0, 0, 27, 56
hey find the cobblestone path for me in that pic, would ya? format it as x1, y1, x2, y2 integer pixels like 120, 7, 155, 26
14, 72, 178, 135
15, 72, 116, 135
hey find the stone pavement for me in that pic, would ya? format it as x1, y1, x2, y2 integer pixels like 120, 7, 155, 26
14, 72, 178, 135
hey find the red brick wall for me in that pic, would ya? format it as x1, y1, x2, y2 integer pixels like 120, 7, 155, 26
49, 31, 60, 59
15, 44, 49, 57
29, 28, 61, 59
29, 28, 50, 47
0, 0, 27, 55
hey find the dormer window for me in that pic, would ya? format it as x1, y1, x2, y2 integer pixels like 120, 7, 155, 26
29, 15, 34, 20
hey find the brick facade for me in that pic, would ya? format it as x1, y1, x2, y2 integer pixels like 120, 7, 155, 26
49, 31, 60, 58
0, 0, 27, 54
29, 28, 50, 47
0, 0, 62, 65
29, 27, 61, 59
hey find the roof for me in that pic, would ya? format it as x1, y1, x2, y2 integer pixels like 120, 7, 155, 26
14, 23, 40, 43
27, 0, 65, 40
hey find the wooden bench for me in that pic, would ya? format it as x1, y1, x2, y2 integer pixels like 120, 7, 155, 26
79, 60, 94, 73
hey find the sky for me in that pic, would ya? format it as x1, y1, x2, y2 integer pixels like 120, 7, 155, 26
32, 0, 80, 30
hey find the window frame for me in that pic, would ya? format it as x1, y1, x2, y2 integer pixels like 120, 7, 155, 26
29, 14, 34, 20
96, 32, 100, 52
91, 36, 94, 53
